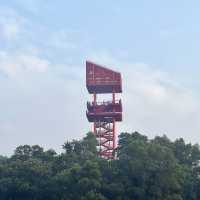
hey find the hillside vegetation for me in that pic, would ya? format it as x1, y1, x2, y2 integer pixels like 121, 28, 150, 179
0, 132, 200, 200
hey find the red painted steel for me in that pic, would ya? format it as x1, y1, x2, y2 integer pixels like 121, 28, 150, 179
86, 60, 122, 94
86, 61, 122, 160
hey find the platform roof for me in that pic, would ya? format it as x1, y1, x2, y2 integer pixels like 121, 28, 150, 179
86, 60, 122, 94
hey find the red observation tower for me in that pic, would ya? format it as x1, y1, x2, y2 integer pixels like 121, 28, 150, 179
86, 61, 122, 159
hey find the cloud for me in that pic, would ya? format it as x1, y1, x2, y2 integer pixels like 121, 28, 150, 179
0, 61, 86, 156
0, 7, 25, 41
0, 51, 49, 78
0, 20, 19, 40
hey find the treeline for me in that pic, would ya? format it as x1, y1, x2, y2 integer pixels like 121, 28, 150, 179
1, 132, 200, 200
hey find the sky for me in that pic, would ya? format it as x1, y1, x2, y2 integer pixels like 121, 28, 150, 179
1, 0, 200, 155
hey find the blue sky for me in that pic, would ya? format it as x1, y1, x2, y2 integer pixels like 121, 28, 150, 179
1, 0, 200, 155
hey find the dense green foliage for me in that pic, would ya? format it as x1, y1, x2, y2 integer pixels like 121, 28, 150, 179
1, 132, 200, 199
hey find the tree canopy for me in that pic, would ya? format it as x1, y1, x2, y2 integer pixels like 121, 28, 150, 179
0, 132, 200, 200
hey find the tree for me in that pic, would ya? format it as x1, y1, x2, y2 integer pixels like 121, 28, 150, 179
81, 191, 107, 200
0, 131, 200, 199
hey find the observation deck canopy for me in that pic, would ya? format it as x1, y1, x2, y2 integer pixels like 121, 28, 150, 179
86, 100, 122, 122
86, 61, 122, 94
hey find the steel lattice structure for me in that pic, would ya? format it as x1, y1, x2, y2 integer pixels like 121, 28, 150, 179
86, 61, 122, 159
